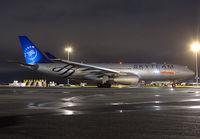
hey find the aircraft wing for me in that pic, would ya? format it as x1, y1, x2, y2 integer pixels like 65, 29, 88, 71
52, 59, 123, 76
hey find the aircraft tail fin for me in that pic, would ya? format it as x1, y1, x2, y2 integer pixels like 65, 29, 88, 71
18, 36, 52, 64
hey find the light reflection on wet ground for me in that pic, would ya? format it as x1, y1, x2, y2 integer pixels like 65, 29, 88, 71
2, 87, 200, 138
17, 87, 200, 115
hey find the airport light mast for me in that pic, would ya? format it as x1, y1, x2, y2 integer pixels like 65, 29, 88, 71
65, 47, 72, 85
191, 42, 200, 85
65, 47, 72, 61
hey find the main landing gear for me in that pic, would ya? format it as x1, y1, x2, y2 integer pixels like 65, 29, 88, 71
97, 83, 111, 88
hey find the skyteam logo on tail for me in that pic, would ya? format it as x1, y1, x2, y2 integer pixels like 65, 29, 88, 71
24, 46, 37, 60
19, 36, 53, 64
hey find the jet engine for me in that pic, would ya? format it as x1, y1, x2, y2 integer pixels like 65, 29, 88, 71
113, 75, 139, 85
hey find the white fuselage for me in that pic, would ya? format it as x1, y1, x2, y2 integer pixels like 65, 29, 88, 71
35, 63, 194, 81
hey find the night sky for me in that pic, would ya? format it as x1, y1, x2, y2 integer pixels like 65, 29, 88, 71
0, 0, 199, 83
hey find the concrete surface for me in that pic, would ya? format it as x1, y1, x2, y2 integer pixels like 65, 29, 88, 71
0, 87, 200, 138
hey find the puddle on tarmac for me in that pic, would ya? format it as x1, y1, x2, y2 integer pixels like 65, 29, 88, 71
26, 94, 200, 115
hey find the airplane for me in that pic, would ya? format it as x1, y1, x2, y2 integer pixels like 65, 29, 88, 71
11, 36, 195, 88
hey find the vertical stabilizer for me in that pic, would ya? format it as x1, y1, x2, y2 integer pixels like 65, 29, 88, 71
18, 36, 52, 64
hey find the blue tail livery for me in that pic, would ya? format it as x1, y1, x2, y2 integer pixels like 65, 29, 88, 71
18, 36, 52, 64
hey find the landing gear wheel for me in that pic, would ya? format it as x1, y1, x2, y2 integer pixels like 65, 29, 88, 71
106, 83, 111, 88
97, 83, 102, 88
97, 83, 111, 88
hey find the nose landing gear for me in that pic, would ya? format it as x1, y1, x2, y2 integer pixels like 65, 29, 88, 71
172, 80, 178, 88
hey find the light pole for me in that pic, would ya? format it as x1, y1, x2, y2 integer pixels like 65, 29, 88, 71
65, 47, 72, 85
191, 42, 200, 85
65, 47, 72, 61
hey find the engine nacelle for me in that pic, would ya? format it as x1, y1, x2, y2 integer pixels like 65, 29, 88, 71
113, 75, 139, 85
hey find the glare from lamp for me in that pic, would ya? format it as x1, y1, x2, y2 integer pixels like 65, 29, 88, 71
192, 42, 200, 52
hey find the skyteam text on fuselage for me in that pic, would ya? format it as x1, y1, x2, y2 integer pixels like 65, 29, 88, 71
13, 36, 194, 88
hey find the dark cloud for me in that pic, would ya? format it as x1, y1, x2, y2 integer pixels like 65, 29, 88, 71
0, 0, 199, 82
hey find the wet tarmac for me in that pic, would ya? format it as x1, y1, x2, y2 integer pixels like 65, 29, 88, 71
1, 87, 200, 138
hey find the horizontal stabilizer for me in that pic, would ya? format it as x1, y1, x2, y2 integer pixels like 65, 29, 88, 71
8, 60, 38, 70
45, 52, 57, 59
